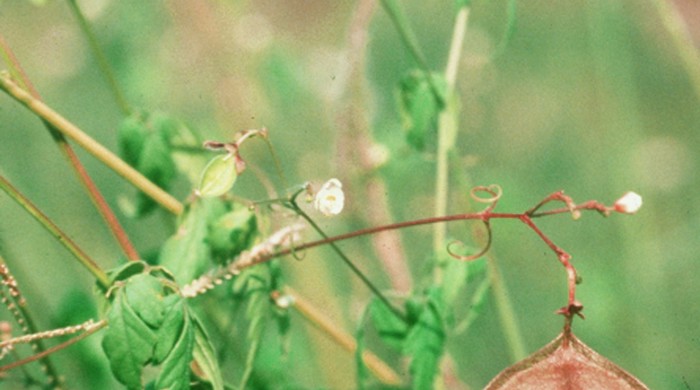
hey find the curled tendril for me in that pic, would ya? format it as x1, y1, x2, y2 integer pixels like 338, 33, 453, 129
447, 220, 493, 262
470, 184, 503, 212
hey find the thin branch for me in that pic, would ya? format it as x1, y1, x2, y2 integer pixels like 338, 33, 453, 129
0, 74, 184, 215
0, 175, 110, 288
0, 34, 140, 261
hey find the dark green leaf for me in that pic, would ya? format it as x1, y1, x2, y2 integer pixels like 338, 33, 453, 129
102, 291, 158, 390
403, 287, 446, 389
192, 313, 225, 390
398, 71, 447, 151
155, 306, 195, 390
135, 131, 177, 215
207, 203, 258, 262
117, 111, 179, 216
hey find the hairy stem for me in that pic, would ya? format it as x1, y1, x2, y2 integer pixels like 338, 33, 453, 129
66, 0, 131, 115
0, 175, 110, 288
0, 74, 184, 215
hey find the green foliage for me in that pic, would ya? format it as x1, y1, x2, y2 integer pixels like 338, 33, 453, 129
118, 111, 181, 216
158, 199, 227, 285
191, 314, 225, 390
207, 203, 258, 262
398, 71, 448, 151
101, 263, 199, 390
403, 287, 446, 389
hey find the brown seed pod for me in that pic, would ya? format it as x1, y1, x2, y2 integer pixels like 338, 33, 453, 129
485, 330, 649, 390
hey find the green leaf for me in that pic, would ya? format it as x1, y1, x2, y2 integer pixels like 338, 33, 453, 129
403, 287, 446, 389
155, 305, 195, 390
207, 203, 258, 262
124, 273, 168, 328
355, 305, 371, 390
117, 111, 178, 216
135, 131, 176, 215
197, 153, 238, 198
192, 314, 225, 390
153, 295, 186, 363
102, 291, 158, 390
398, 71, 448, 151
159, 199, 225, 285
239, 266, 271, 389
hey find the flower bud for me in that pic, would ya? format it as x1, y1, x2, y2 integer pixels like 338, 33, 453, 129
614, 191, 643, 214
314, 178, 345, 216
196, 153, 238, 198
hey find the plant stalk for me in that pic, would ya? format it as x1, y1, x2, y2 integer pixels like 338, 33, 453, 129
0, 175, 110, 288
0, 74, 184, 215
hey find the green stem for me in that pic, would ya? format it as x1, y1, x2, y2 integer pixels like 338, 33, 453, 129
0, 74, 184, 215
433, 7, 469, 282
66, 0, 131, 115
485, 253, 527, 360
288, 196, 407, 322
0, 35, 140, 261
0, 175, 110, 288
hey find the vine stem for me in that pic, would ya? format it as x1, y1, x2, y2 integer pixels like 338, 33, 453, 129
288, 196, 407, 322
0, 74, 184, 215
66, 0, 131, 115
0, 34, 140, 261
0, 175, 110, 288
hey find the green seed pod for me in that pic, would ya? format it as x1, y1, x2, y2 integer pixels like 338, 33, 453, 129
197, 153, 238, 198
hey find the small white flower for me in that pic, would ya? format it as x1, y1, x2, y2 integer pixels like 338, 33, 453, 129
314, 178, 345, 216
614, 191, 643, 214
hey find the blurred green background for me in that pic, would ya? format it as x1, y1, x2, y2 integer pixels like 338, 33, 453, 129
1, 0, 699, 389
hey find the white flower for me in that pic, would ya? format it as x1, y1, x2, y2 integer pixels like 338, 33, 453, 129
614, 191, 643, 214
314, 178, 345, 216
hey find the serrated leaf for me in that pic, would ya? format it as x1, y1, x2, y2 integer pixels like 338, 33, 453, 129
155, 306, 195, 390
159, 199, 224, 285
207, 204, 258, 262
404, 287, 446, 390
197, 154, 238, 198
398, 71, 448, 151
192, 314, 225, 390
102, 291, 158, 390
125, 273, 168, 328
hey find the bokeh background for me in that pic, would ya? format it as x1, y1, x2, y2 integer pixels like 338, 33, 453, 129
1, 0, 699, 388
